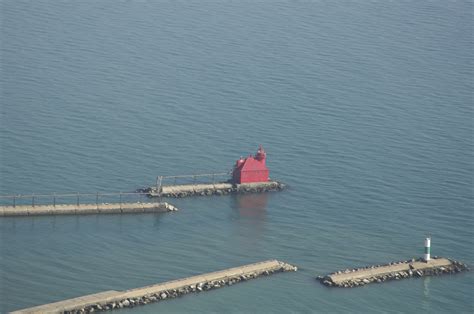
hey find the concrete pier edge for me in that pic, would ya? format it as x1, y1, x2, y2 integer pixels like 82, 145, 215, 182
145, 180, 286, 198
12, 260, 298, 314
316, 257, 469, 288
0, 202, 179, 217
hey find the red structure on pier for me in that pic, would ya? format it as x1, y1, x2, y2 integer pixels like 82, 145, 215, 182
232, 145, 270, 184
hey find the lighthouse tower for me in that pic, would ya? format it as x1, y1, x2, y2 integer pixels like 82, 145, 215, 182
424, 237, 431, 262
232, 145, 270, 184
255, 145, 266, 163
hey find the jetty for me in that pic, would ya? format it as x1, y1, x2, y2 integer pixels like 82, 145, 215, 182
316, 236, 469, 288
12, 260, 297, 314
0, 192, 178, 217
317, 257, 469, 288
145, 180, 284, 198
142, 145, 285, 198
318, 257, 468, 288
317, 238, 468, 288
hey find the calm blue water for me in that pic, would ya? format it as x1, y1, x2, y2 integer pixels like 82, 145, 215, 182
1, 0, 473, 313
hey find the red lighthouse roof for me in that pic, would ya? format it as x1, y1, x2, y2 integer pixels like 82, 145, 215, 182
232, 145, 270, 184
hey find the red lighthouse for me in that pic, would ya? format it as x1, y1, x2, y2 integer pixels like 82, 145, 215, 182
232, 145, 270, 184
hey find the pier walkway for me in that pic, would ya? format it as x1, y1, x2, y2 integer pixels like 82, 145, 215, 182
329, 258, 451, 284
0, 202, 177, 217
12, 260, 297, 313
319, 257, 469, 288
147, 181, 284, 198
0, 192, 178, 217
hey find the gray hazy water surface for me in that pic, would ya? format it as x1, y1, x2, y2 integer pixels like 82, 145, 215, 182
1, 1, 473, 313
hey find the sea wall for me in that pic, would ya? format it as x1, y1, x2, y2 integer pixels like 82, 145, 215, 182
145, 181, 285, 198
12, 260, 297, 314
0, 202, 178, 217
317, 257, 469, 288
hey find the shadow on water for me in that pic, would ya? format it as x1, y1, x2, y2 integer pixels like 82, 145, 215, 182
1, 212, 168, 234
153, 213, 164, 229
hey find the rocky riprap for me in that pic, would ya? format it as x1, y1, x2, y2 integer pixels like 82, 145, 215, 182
63, 262, 297, 314
317, 257, 469, 288
140, 181, 285, 198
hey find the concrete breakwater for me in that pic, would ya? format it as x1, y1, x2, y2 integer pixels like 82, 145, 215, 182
317, 257, 469, 288
144, 181, 285, 198
0, 202, 178, 217
12, 260, 297, 314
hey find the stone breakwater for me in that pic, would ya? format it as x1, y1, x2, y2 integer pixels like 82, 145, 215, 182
12, 260, 297, 314
317, 257, 469, 288
143, 181, 285, 198
0, 202, 178, 217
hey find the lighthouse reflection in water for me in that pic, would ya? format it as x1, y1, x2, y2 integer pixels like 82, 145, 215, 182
230, 193, 268, 249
